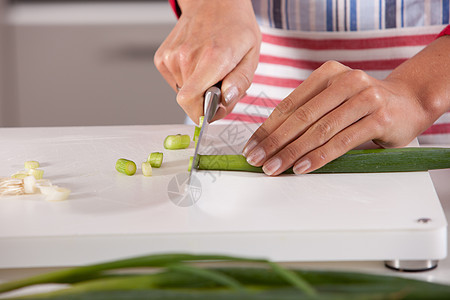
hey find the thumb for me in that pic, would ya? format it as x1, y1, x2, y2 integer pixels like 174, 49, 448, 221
221, 48, 259, 109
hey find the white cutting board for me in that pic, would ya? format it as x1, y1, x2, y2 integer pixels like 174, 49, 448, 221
0, 124, 447, 268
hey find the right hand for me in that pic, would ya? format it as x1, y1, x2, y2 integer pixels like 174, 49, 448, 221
154, 0, 261, 124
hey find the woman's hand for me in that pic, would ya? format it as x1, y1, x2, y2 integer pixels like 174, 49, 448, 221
242, 36, 450, 176
154, 0, 261, 124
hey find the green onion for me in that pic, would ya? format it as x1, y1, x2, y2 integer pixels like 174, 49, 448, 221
193, 116, 204, 142
1, 253, 450, 299
115, 159, 136, 176
29, 168, 44, 180
141, 162, 152, 177
188, 156, 194, 172
11, 172, 28, 180
164, 134, 191, 150
193, 126, 201, 142
24, 161, 40, 170
193, 147, 450, 174
147, 152, 163, 168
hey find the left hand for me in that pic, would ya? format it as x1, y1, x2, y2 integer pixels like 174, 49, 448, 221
241, 60, 435, 176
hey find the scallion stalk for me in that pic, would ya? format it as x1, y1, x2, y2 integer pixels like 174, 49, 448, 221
29, 168, 44, 180
192, 147, 450, 174
147, 152, 163, 168
115, 159, 136, 176
141, 162, 152, 177
193, 116, 204, 142
24, 161, 40, 170
164, 134, 191, 150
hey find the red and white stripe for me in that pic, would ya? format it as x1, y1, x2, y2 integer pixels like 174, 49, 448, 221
222, 25, 450, 144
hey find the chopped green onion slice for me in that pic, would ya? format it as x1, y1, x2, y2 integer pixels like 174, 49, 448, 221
29, 168, 44, 180
23, 176, 37, 194
43, 186, 71, 201
24, 161, 40, 170
188, 156, 194, 172
115, 159, 136, 176
193, 116, 204, 142
193, 126, 201, 142
11, 172, 28, 180
147, 152, 163, 168
164, 134, 191, 150
141, 162, 152, 177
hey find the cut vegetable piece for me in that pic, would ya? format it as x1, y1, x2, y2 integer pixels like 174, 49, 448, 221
193, 116, 204, 142
29, 168, 44, 180
193, 126, 201, 142
115, 159, 136, 176
141, 162, 153, 176
23, 176, 37, 194
164, 134, 191, 150
194, 147, 450, 174
11, 172, 29, 180
188, 156, 194, 172
147, 152, 163, 168
44, 186, 71, 201
38, 185, 55, 195
24, 161, 40, 170
0, 178, 24, 196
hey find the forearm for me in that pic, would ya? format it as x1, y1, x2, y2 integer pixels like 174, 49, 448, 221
386, 35, 450, 129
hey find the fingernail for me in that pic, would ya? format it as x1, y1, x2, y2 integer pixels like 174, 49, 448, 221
242, 140, 257, 157
293, 159, 311, 175
224, 86, 239, 105
246, 147, 265, 166
262, 158, 282, 176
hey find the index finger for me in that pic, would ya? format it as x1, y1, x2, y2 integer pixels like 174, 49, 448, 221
242, 61, 350, 156
176, 49, 239, 124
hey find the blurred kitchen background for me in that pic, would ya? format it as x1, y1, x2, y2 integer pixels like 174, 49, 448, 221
0, 0, 185, 127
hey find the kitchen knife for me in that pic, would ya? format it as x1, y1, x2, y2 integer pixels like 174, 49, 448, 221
189, 83, 222, 180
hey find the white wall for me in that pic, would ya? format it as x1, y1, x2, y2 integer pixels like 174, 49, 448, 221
0, 0, 5, 126
4, 2, 185, 127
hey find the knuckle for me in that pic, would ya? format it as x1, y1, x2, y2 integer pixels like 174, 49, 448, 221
313, 121, 333, 141
321, 60, 345, 73
363, 86, 384, 106
202, 43, 222, 60
276, 97, 295, 115
313, 148, 328, 164
176, 92, 190, 106
293, 107, 314, 124
154, 48, 164, 68
348, 69, 370, 86
255, 125, 270, 140
177, 44, 192, 67
235, 68, 252, 89
266, 134, 282, 149
337, 133, 353, 148
374, 111, 393, 128
284, 145, 301, 161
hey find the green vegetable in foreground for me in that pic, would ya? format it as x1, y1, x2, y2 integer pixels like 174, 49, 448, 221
191, 147, 450, 173
147, 152, 163, 168
164, 134, 191, 150
0, 253, 449, 299
115, 158, 136, 176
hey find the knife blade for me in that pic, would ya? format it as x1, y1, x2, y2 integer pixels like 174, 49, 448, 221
189, 84, 222, 179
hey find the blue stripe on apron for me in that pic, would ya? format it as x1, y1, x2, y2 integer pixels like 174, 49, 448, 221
327, 0, 334, 31
444, 0, 450, 24
273, 0, 283, 28
350, 0, 357, 31
385, 0, 396, 28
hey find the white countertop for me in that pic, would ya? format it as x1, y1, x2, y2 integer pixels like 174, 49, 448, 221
0, 125, 449, 296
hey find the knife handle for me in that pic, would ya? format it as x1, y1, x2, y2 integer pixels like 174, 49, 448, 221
203, 81, 222, 121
